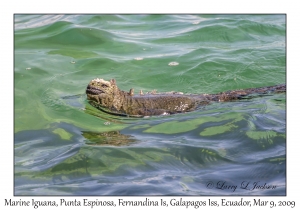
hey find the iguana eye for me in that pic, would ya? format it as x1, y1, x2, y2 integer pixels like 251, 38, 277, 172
101, 84, 108, 88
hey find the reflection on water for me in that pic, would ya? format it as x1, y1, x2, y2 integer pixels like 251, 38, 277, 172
82, 131, 137, 146
14, 14, 285, 195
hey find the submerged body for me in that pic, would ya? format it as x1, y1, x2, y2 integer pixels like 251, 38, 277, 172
86, 78, 286, 117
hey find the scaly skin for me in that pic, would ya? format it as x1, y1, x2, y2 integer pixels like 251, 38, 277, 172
86, 78, 286, 117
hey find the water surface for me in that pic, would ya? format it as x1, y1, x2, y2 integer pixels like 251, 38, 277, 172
14, 14, 286, 195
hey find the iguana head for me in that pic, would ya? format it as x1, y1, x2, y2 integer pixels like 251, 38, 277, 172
86, 78, 119, 109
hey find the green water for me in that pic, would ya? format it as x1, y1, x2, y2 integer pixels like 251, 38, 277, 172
14, 14, 286, 195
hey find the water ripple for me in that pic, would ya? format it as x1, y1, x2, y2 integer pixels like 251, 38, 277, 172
14, 14, 286, 195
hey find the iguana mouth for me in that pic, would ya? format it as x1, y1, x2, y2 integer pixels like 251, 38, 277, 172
86, 85, 105, 95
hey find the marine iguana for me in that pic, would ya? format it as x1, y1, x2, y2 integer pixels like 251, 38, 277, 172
86, 78, 286, 117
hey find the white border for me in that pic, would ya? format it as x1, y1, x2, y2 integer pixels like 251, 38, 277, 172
3, 0, 298, 209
